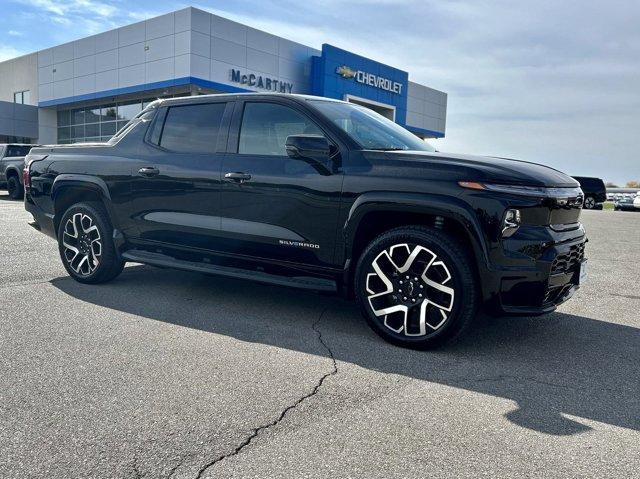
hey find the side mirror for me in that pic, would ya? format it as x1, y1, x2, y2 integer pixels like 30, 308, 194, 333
285, 135, 331, 160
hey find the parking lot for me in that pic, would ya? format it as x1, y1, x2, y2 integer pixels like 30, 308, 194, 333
1, 190, 639, 478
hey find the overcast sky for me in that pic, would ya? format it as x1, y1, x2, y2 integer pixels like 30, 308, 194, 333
1, 0, 638, 184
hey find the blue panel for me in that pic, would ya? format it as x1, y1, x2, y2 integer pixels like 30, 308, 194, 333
404, 124, 445, 138
310, 44, 410, 127
39, 77, 251, 108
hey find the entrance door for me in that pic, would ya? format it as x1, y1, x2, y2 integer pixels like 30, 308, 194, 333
345, 95, 396, 121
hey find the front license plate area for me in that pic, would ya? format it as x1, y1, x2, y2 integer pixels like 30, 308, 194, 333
578, 260, 588, 285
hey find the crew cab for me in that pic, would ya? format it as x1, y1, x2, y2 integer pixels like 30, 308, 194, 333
24, 93, 587, 349
0, 143, 34, 199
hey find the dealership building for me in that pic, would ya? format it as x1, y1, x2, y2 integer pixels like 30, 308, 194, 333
0, 7, 447, 145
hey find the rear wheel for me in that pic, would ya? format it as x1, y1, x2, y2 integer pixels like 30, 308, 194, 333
57, 202, 124, 284
7, 175, 23, 200
583, 196, 596, 209
355, 226, 478, 349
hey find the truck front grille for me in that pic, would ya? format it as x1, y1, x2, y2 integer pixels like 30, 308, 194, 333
551, 242, 585, 274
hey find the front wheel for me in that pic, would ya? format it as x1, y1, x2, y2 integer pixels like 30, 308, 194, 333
355, 226, 479, 349
57, 202, 124, 284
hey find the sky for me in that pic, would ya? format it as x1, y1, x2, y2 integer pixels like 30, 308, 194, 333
0, 0, 638, 185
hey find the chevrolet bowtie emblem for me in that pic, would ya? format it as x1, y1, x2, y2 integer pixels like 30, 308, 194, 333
336, 65, 357, 79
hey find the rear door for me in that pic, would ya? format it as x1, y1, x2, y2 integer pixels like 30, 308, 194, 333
218, 99, 344, 268
127, 100, 232, 250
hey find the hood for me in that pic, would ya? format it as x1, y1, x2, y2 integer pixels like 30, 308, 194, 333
379, 151, 579, 188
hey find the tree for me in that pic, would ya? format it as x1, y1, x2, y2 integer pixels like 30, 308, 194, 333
605, 182, 619, 188
626, 181, 640, 188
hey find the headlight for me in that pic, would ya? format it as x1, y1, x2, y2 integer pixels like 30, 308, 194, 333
459, 181, 582, 199
502, 209, 521, 238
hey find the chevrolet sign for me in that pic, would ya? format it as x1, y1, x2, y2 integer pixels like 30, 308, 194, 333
335, 65, 403, 94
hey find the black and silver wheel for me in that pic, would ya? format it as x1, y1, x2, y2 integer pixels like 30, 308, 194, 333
355, 226, 478, 349
583, 196, 596, 209
57, 202, 124, 284
7, 175, 23, 200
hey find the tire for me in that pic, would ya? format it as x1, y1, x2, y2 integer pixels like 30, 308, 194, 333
583, 196, 596, 209
355, 226, 479, 349
57, 202, 124, 284
7, 175, 23, 200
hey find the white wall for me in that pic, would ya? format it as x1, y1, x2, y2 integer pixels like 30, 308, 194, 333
0, 53, 38, 105
36, 7, 319, 104
406, 81, 447, 136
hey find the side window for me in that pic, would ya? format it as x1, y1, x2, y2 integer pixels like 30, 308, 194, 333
238, 103, 322, 156
159, 103, 226, 154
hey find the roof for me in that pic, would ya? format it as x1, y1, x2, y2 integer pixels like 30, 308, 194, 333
153, 92, 346, 107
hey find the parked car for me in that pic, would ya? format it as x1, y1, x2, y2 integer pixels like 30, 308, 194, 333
0, 144, 35, 199
572, 176, 607, 209
634, 193, 640, 210
614, 195, 637, 211
23, 94, 588, 349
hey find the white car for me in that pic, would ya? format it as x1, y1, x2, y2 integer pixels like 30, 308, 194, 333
634, 193, 640, 210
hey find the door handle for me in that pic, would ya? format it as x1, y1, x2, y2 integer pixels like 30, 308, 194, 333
224, 172, 252, 183
138, 166, 159, 177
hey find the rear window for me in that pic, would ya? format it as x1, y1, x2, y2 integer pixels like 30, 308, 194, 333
6, 145, 32, 157
155, 103, 226, 154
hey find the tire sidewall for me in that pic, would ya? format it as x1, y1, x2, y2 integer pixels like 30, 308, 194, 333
355, 227, 477, 349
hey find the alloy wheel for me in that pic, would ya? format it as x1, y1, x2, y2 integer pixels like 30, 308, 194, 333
584, 197, 595, 209
62, 213, 102, 276
365, 243, 455, 337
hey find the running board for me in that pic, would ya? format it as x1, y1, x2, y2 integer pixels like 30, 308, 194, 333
121, 250, 337, 292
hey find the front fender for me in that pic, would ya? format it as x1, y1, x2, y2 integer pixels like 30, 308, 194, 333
343, 191, 491, 269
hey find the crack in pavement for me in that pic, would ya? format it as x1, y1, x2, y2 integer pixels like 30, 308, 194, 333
193, 308, 338, 479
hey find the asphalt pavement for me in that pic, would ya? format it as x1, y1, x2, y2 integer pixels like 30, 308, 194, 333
1, 191, 639, 478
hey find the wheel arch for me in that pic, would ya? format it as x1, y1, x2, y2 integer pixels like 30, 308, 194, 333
341, 192, 490, 297
52, 175, 117, 234
5, 166, 22, 182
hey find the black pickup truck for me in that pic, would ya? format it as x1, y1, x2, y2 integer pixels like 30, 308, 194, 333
24, 93, 587, 349
0, 144, 34, 199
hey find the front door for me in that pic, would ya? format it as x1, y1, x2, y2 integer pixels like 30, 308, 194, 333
127, 101, 231, 251
219, 100, 343, 267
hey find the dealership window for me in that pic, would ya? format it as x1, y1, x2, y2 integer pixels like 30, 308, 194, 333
13, 90, 31, 105
238, 103, 322, 156
158, 103, 226, 153
54, 94, 190, 144
56, 99, 150, 144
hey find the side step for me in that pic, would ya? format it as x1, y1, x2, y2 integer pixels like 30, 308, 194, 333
121, 250, 337, 292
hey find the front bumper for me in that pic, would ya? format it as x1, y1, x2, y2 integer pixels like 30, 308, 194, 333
487, 225, 587, 316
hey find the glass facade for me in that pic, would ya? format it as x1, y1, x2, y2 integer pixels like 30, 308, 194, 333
57, 99, 150, 144
55, 90, 218, 144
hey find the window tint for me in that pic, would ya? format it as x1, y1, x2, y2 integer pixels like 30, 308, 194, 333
238, 103, 322, 156
6, 145, 32, 157
160, 103, 226, 154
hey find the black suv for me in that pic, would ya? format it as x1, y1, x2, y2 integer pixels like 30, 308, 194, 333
572, 176, 606, 209
24, 94, 587, 349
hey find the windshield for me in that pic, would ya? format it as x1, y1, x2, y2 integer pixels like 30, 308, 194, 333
309, 100, 436, 152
